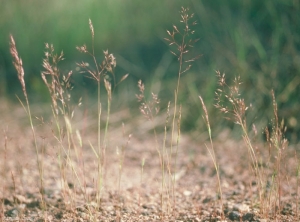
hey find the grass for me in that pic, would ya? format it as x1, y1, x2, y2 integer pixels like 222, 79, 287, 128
214, 71, 291, 218
2, 6, 300, 221
199, 95, 224, 220
10, 35, 46, 215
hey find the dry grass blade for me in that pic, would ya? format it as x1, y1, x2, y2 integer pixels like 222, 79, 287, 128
199, 95, 224, 220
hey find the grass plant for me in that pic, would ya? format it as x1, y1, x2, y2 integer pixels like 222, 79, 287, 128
215, 71, 264, 208
116, 124, 131, 220
9, 35, 47, 217
296, 156, 300, 218
138, 157, 145, 214
136, 79, 164, 215
76, 19, 128, 210
41, 42, 80, 208
214, 71, 292, 218
164, 6, 201, 214
199, 95, 224, 219
262, 90, 289, 217
136, 7, 201, 218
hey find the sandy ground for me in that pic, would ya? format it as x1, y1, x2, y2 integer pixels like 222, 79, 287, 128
0, 99, 299, 221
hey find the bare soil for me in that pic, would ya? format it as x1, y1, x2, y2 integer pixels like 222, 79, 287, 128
0, 100, 299, 221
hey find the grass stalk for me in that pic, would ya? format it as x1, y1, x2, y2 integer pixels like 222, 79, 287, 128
9, 35, 46, 214
139, 157, 145, 214
41, 42, 84, 209
96, 79, 103, 208
136, 80, 164, 216
199, 96, 224, 219
76, 19, 127, 209
215, 72, 264, 208
296, 154, 300, 218
116, 124, 131, 220
215, 71, 291, 217
165, 7, 201, 212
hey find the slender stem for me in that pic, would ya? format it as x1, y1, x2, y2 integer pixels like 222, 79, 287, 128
97, 80, 102, 207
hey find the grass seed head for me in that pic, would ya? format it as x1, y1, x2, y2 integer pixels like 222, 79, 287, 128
89, 18, 94, 38
9, 35, 27, 99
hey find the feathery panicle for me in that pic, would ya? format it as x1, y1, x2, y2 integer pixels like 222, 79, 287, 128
9, 35, 27, 99
136, 80, 160, 121
76, 45, 88, 54
89, 18, 94, 38
165, 7, 201, 76
41, 43, 73, 116
199, 96, 210, 133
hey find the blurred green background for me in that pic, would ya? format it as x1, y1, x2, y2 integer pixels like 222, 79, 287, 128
1, 0, 299, 142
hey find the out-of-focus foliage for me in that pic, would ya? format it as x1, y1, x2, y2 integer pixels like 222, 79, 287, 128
1, 0, 299, 141
0, 0, 182, 95
183, 0, 300, 142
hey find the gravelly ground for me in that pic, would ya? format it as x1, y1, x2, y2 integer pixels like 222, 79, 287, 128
1, 100, 299, 221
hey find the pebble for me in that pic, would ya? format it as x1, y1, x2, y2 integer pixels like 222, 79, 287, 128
242, 212, 255, 221
5, 208, 20, 218
228, 211, 241, 221
233, 203, 250, 212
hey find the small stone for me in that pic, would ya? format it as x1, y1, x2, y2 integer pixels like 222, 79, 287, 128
233, 203, 250, 212
14, 194, 29, 204
228, 211, 241, 221
242, 212, 255, 221
202, 197, 211, 203
5, 208, 19, 218
201, 210, 210, 216
183, 190, 192, 196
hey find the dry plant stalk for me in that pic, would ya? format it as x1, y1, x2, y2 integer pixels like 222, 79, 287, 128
215, 71, 289, 217
199, 96, 224, 219
139, 158, 146, 214
296, 155, 300, 218
41, 43, 74, 117
41, 42, 85, 209
116, 124, 132, 221
9, 34, 47, 214
263, 90, 288, 216
77, 19, 128, 209
136, 80, 164, 209
136, 7, 201, 218
136, 80, 160, 121
164, 6, 201, 213
214, 71, 265, 210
